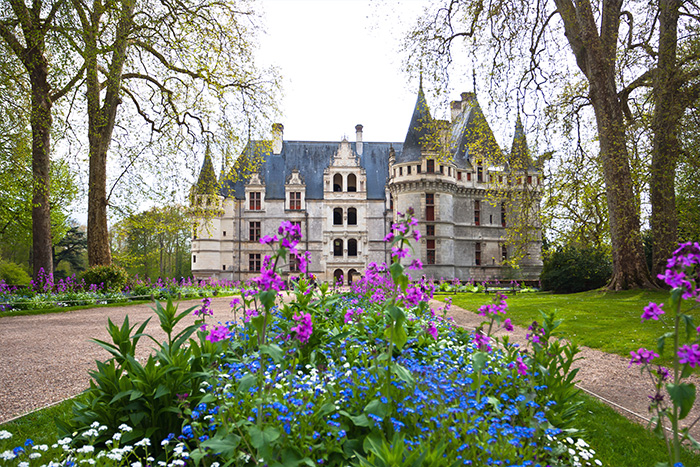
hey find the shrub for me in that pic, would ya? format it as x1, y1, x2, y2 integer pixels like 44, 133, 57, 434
80, 264, 129, 292
540, 245, 612, 293
0, 261, 31, 286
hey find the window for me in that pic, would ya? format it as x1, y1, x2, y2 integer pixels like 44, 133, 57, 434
348, 239, 358, 256
249, 221, 261, 242
426, 193, 435, 221
448, 167, 451, 176
223, 265, 226, 270
289, 191, 301, 210
347, 174, 357, 192
333, 173, 343, 192
474, 200, 483, 224
427, 239, 436, 265
249, 192, 261, 210
417, 164, 421, 174
290, 255, 300, 272
333, 207, 343, 226
501, 204, 507, 227
333, 239, 343, 257
528, 175, 533, 184
348, 207, 357, 225
440, 165, 444, 174
477, 166, 483, 182
223, 231, 226, 237
426, 224, 435, 237
502, 245, 508, 262
467, 172, 472, 181
427, 159, 435, 173
193, 255, 197, 263
249, 253, 261, 271
475, 243, 481, 266
457, 171, 462, 181
407, 165, 411, 175
389, 194, 393, 210
399, 167, 403, 176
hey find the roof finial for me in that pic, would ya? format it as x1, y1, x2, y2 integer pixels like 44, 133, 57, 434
419, 62, 424, 91
472, 68, 477, 94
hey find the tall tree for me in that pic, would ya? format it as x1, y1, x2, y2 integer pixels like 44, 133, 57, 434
0, 1, 83, 278
69, 0, 278, 267
404, 0, 665, 289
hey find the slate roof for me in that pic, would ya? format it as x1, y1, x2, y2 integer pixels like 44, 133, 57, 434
449, 93, 503, 168
398, 83, 433, 164
193, 145, 219, 195
220, 141, 402, 201
509, 112, 534, 170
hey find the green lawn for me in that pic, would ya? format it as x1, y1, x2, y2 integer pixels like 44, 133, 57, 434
439, 289, 695, 367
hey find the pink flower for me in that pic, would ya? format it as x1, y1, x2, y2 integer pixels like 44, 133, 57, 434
678, 344, 700, 368
629, 347, 659, 367
259, 234, 278, 245
384, 232, 395, 242
641, 302, 664, 321
425, 323, 438, 340
412, 230, 422, 241
503, 318, 514, 332
292, 312, 313, 344
206, 325, 229, 343
230, 298, 241, 307
391, 245, 409, 259
473, 332, 491, 352
516, 356, 528, 376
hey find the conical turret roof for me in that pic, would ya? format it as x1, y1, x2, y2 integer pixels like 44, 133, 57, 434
509, 112, 534, 170
398, 81, 434, 163
194, 143, 219, 195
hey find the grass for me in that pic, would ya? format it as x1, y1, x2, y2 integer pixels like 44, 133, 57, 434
0, 299, 152, 318
0, 394, 85, 447
440, 289, 695, 367
577, 392, 700, 466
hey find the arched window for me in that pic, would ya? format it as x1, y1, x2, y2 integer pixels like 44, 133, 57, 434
348, 268, 358, 286
333, 207, 343, 226
348, 239, 358, 256
348, 207, 357, 225
347, 174, 357, 192
333, 239, 343, 257
333, 174, 343, 192
334, 269, 344, 285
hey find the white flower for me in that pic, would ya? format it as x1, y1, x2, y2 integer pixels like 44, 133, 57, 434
595, 461, 602, 466
29, 452, 42, 459
1, 451, 16, 461
57, 437, 72, 445
0, 430, 12, 440
118, 424, 133, 432
77, 445, 95, 453
34, 444, 49, 451
131, 462, 143, 467
112, 433, 122, 441
18, 461, 29, 467
90, 421, 100, 429
135, 438, 151, 447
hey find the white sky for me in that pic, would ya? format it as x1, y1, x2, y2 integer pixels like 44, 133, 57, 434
257, 0, 438, 143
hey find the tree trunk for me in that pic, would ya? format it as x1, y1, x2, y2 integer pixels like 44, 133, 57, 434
29, 50, 54, 280
87, 145, 111, 266
650, 0, 681, 281
554, 0, 655, 290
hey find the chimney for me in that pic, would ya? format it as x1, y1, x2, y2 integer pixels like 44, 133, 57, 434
461, 92, 476, 112
272, 123, 283, 155
450, 100, 462, 121
355, 124, 363, 155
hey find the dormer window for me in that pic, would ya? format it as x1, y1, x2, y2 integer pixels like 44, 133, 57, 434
427, 159, 435, 173
289, 192, 301, 210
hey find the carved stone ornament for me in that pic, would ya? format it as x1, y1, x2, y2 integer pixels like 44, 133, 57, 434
246, 173, 263, 187
286, 169, 305, 186
331, 139, 360, 167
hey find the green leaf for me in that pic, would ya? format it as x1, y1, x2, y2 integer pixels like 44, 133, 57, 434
248, 425, 280, 451
364, 398, 389, 419
667, 382, 696, 420
260, 344, 284, 363
238, 374, 256, 396
258, 290, 277, 311
387, 305, 405, 324
392, 363, 414, 384
472, 351, 488, 374
200, 433, 241, 456
389, 261, 404, 284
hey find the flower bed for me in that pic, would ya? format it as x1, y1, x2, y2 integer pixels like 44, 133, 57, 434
0, 214, 601, 466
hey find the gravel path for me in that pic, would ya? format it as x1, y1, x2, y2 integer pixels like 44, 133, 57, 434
1, 295, 699, 440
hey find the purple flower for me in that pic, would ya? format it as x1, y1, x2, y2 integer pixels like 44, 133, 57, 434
412, 229, 422, 241
516, 356, 528, 376
641, 302, 665, 321
408, 259, 423, 270
503, 318, 514, 332
230, 298, 241, 307
259, 234, 278, 245
678, 344, 700, 368
392, 222, 407, 234
384, 232, 395, 242
391, 245, 409, 259
206, 325, 229, 343
291, 313, 313, 344
425, 323, 438, 340
629, 347, 659, 367
473, 332, 491, 352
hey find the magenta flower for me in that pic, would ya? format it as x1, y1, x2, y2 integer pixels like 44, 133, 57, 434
391, 245, 409, 259
503, 318, 514, 332
641, 302, 665, 321
678, 344, 700, 368
259, 234, 278, 245
408, 259, 423, 270
413, 229, 422, 241
516, 356, 528, 376
292, 312, 313, 344
425, 323, 438, 340
629, 347, 659, 367
206, 325, 229, 343
384, 232, 395, 242
230, 298, 241, 307
473, 332, 491, 352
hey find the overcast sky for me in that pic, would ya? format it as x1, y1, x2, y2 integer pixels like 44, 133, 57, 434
257, 0, 436, 143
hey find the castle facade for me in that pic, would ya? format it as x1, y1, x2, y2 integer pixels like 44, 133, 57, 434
191, 87, 543, 284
